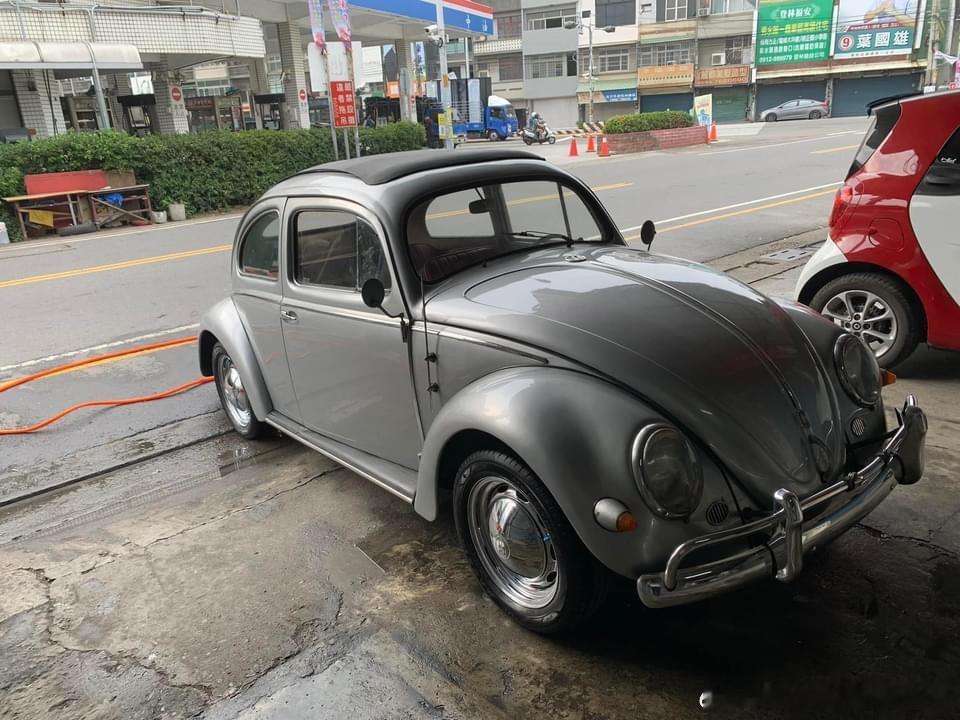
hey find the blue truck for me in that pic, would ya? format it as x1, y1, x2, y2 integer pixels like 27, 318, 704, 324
443, 77, 518, 141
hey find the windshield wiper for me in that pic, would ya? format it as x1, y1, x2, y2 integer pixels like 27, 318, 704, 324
511, 230, 582, 248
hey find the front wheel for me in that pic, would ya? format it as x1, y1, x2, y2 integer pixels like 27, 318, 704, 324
809, 273, 922, 367
809, 110, 822, 119
765, 113, 778, 122
454, 450, 608, 634
488, 130, 500, 141
212, 342, 265, 439
522, 134, 534, 145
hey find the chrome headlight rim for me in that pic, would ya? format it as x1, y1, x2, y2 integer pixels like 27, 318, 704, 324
630, 423, 704, 520
834, 333, 882, 408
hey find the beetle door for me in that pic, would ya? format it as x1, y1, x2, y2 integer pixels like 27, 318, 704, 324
910, 126, 960, 304
232, 201, 300, 421
280, 201, 422, 470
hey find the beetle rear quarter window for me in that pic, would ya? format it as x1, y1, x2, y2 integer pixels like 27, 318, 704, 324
239, 212, 279, 280
294, 211, 392, 290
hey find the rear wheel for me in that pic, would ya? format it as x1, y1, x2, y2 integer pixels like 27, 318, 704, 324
547, 135, 557, 145
454, 450, 608, 634
810, 273, 921, 367
766, 113, 778, 122
809, 110, 822, 119
212, 342, 265, 439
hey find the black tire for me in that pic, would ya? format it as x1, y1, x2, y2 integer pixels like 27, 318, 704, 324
522, 134, 534, 146
809, 273, 922, 368
547, 136, 557, 145
488, 130, 499, 141
453, 450, 608, 634
809, 110, 822, 119
211, 342, 265, 439
766, 113, 778, 122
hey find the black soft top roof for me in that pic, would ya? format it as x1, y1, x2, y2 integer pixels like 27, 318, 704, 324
295, 148, 544, 185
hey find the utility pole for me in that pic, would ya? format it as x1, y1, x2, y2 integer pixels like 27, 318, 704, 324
925, 7, 940, 88
434, 0, 454, 149
565, 16, 613, 126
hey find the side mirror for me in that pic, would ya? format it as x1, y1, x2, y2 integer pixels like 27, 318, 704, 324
361, 278, 386, 309
640, 220, 657, 248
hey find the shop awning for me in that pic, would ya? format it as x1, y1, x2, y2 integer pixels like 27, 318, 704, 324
0, 42, 142, 71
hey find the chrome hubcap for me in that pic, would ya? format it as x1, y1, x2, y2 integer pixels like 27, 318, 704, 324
467, 476, 559, 609
821, 290, 898, 359
217, 355, 251, 429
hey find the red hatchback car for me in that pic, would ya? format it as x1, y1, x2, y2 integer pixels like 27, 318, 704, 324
796, 90, 960, 367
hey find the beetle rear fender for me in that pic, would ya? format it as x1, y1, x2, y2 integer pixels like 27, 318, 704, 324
198, 298, 273, 421
414, 366, 739, 578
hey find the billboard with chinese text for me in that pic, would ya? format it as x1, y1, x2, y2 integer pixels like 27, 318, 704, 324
834, 0, 919, 58
756, 0, 833, 66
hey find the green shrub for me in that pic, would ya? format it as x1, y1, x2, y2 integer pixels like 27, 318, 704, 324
603, 111, 694, 134
0, 123, 425, 241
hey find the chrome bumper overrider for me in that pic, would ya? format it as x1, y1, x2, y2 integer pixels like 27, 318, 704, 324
637, 395, 927, 609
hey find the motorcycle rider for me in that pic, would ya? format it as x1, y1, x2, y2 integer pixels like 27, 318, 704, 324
527, 111, 546, 141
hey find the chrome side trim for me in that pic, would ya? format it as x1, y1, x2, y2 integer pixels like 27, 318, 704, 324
279, 300, 402, 328
417, 326, 549, 365
265, 413, 416, 504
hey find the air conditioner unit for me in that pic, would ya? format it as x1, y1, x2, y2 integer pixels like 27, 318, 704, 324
698, 7, 711, 16
711, 52, 726, 65
478, 70, 490, 77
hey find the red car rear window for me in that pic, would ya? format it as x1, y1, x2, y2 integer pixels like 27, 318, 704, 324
848, 103, 902, 178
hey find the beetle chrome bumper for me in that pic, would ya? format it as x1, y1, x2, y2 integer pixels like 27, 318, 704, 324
637, 395, 927, 609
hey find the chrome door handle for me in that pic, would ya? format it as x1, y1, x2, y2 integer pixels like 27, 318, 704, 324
280, 309, 298, 323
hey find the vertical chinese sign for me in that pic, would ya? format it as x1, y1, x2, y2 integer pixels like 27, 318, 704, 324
834, 0, 920, 59
755, 0, 833, 65
331, 81, 357, 128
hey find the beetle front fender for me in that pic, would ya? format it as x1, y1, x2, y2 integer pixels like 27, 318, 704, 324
414, 366, 710, 578
198, 298, 273, 421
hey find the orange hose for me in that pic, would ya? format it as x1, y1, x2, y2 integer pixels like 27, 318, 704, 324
0, 335, 213, 436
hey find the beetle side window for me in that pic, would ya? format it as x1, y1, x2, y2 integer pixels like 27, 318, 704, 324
238, 212, 279, 280
294, 211, 392, 290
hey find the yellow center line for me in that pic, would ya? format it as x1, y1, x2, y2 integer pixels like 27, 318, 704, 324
426, 182, 633, 220
623, 189, 837, 240
0, 244, 232, 290
811, 144, 860, 155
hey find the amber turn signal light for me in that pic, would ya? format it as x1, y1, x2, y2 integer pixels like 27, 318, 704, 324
881, 370, 897, 387
615, 511, 638, 533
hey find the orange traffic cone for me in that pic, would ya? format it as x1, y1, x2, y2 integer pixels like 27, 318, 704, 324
586, 134, 596, 152
709, 122, 718, 142
568, 137, 579, 157
598, 135, 610, 157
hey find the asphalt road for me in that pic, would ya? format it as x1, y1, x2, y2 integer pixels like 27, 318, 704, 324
0, 116, 869, 482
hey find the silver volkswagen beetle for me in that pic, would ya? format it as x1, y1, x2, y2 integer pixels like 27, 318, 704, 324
199, 149, 927, 633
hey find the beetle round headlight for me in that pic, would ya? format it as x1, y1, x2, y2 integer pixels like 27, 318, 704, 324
835, 334, 881, 407
631, 424, 704, 519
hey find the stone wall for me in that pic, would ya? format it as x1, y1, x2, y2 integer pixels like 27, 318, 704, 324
605, 125, 708, 154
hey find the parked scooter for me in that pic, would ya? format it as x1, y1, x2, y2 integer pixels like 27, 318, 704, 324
521, 124, 557, 145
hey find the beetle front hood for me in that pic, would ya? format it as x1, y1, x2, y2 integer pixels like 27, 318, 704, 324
427, 246, 844, 503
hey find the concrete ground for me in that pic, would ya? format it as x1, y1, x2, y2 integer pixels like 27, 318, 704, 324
2, 237, 958, 720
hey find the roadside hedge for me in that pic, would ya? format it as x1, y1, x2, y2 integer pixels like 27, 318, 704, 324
0, 123, 425, 241
603, 111, 694, 134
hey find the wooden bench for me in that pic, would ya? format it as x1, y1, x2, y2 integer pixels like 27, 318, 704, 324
2, 169, 152, 239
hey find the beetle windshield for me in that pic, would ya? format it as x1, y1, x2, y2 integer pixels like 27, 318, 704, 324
406, 179, 605, 283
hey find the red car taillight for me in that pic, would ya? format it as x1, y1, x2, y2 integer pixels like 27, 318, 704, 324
828, 184, 857, 237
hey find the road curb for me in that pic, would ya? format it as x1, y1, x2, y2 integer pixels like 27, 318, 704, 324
708, 227, 826, 286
